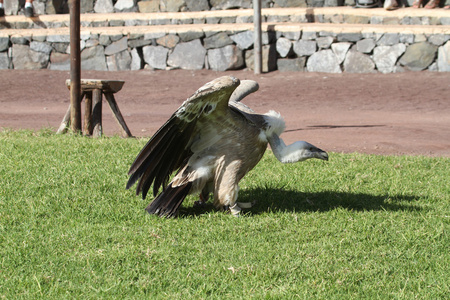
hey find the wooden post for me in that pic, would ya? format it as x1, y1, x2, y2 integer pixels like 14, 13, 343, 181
56, 105, 71, 134
69, 0, 81, 133
104, 93, 133, 138
56, 91, 86, 134
92, 89, 103, 137
253, 0, 262, 74
84, 91, 93, 135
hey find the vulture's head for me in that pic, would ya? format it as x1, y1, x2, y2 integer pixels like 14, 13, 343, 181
282, 141, 328, 163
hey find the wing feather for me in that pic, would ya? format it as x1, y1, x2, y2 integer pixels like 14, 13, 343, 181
127, 76, 240, 199
145, 182, 193, 217
126, 116, 180, 189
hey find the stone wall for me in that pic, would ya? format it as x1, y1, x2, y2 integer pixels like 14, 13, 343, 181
6, 0, 450, 16
1, 25, 449, 72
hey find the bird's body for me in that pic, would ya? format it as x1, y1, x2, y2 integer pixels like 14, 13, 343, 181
127, 76, 327, 217
172, 108, 267, 204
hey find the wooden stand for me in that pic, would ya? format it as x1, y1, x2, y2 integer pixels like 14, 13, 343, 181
57, 79, 132, 138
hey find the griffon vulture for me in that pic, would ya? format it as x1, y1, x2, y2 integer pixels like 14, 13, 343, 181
127, 76, 328, 217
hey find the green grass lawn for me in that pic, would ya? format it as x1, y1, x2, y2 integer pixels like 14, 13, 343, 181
1, 129, 449, 299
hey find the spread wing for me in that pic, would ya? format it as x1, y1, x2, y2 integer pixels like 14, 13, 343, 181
126, 76, 240, 199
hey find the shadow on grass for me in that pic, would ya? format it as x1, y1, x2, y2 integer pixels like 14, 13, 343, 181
178, 188, 421, 217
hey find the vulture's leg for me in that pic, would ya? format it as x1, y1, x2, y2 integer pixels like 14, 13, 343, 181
194, 190, 208, 207
213, 160, 241, 216
214, 183, 241, 217
194, 182, 213, 207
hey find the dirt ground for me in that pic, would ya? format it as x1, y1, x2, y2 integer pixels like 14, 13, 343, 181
1, 69, 449, 157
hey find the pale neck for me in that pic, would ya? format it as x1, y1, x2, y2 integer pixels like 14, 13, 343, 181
268, 135, 304, 163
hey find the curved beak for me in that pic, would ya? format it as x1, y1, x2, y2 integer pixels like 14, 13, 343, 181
315, 149, 329, 161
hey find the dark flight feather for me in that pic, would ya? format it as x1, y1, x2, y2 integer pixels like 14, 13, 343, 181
145, 182, 193, 217
127, 115, 195, 198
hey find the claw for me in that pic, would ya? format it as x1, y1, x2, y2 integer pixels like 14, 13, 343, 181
193, 200, 206, 207
229, 203, 241, 217
194, 192, 209, 207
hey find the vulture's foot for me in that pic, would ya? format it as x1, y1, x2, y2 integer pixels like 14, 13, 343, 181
194, 193, 209, 207
226, 203, 241, 217
224, 201, 257, 216
193, 199, 206, 207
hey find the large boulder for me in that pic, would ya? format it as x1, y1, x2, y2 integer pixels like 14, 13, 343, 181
293, 40, 316, 57
307, 49, 341, 73
207, 45, 244, 71
94, 0, 114, 13
0, 52, 11, 69
138, 0, 160, 13
0, 37, 10, 52
80, 45, 107, 71
356, 38, 376, 54
276, 37, 292, 58
156, 35, 180, 48
114, 0, 138, 12
399, 42, 438, 71
230, 31, 254, 50
143, 45, 169, 69
104, 37, 128, 56
331, 42, 351, 64
12, 44, 49, 70
437, 41, 450, 72
160, 0, 185, 12
277, 57, 306, 72
167, 39, 206, 70
273, 0, 307, 7
373, 44, 406, 73
245, 44, 277, 72
204, 32, 233, 49
107, 50, 132, 71
185, 0, 209, 10
49, 52, 70, 71
130, 48, 143, 70
209, 0, 252, 9
343, 50, 375, 73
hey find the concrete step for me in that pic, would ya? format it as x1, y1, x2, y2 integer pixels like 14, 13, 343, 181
1, 7, 449, 31
1, 7, 449, 38
1, 22, 449, 40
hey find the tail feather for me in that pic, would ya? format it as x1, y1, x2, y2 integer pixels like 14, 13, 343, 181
145, 182, 192, 217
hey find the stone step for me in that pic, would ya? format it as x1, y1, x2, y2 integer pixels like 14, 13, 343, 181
1, 7, 449, 30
